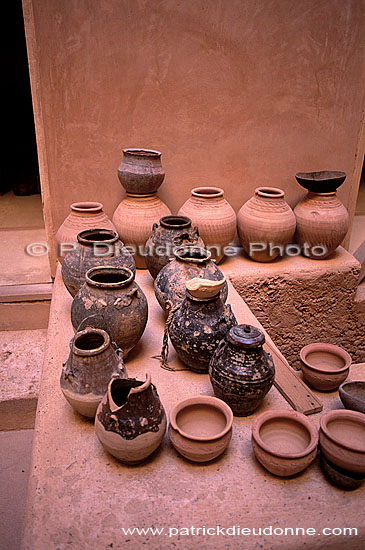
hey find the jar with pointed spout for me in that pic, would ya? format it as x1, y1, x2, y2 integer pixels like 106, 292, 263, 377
209, 324, 275, 416
95, 373, 167, 464
60, 328, 127, 418
145, 215, 204, 279
154, 245, 228, 312
62, 229, 136, 297
168, 278, 237, 372
71, 266, 148, 357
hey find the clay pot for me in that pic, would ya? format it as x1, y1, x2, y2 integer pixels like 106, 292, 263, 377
169, 395, 233, 462
339, 381, 365, 414
251, 410, 318, 477
60, 328, 127, 418
71, 266, 148, 357
117, 148, 165, 194
145, 215, 204, 279
319, 451, 364, 490
178, 187, 236, 263
168, 279, 237, 373
95, 373, 166, 464
112, 192, 171, 269
55, 202, 116, 263
299, 343, 351, 391
294, 171, 349, 259
154, 245, 228, 312
237, 187, 296, 262
319, 410, 365, 474
61, 229, 136, 297
209, 324, 275, 416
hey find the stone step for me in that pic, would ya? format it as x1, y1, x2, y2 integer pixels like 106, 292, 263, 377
0, 283, 52, 331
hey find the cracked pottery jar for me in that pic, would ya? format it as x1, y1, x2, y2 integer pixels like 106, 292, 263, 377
55, 202, 116, 263
168, 278, 237, 373
178, 187, 236, 263
112, 192, 171, 269
145, 215, 204, 279
117, 148, 165, 194
293, 171, 349, 259
209, 324, 275, 416
61, 229, 136, 297
71, 266, 148, 357
154, 245, 228, 312
95, 373, 167, 464
237, 187, 296, 262
60, 328, 127, 418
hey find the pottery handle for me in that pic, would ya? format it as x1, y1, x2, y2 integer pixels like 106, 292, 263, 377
152, 222, 158, 231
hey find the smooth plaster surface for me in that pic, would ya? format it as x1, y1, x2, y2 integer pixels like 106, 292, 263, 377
23, 0, 365, 269
21, 267, 364, 549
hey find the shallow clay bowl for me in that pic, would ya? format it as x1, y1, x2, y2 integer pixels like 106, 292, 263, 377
251, 410, 318, 477
299, 343, 351, 391
295, 170, 346, 193
319, 451, 364, 490
339, 381, 365, 414
169, 396, 233, 462
319, 410, 365, 474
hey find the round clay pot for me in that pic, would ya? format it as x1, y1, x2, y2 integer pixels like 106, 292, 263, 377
60, 328, 127, 418
168, 280, 237, 373
237, 187, 296, 262
71, 266, 148, 357
319, 450, 364, 490
178, 187, 236, 263
319, 410, 365, 474
154, 245, 228, 312
339, 381, 365, 414
251, 410, 318, 477
112, 192, 171, 269
55, 202, 116, 263
95, 373, 166, 464
61, 229, 136, 297
145, 215, 204, 279
117, 148, 165, 194
294, 171, 349, 259
209, 324, 275, 416
169, 395, 233, 462
299, 343, 351, 391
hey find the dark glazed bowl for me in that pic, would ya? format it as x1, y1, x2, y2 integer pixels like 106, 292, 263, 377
339, 381, 365, 414
319, 451, 364, 490
295, 171, 346, 193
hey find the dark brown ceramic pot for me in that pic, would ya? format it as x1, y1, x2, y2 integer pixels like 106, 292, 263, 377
71, 266, 148, 358
145, 215, 204, 279
95, 373, 166, 464
168, 281, 237, 373
61, 229, 136, 297
117, 148, 165, 194
209, 324, 275, 416
154, 245, 228, 312
60, 328, 127, 418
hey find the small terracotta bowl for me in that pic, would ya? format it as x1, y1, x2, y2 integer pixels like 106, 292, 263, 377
319, 409, 365, 474
339, 381, 365, 414
251, 410, 318, 477
319, 451, 364, 490
169, 396, 233, 462
299, 343, 351, 391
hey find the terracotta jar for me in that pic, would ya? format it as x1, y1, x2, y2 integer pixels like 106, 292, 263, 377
61, 229, 136, 297
118, 148, 165, 194
209, 324, 275, 416
71, 266, 148, 357
55, 202, 116, 263
154, 245, 228, 312
178, 187, 236, 263
60, 328, 127, 418
145, 215, 204, 279
168, 278, 237, 373
237, 187, 296, 262
293, 171, 349, 259
95, 373, 166, 464
112, 192, 171, 269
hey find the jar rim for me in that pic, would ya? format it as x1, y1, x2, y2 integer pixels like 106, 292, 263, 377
122, 148, 161, 157
160, 215, 192, 229
71, 202, 103, 213
173, 245, 211, 263
77, 229, 119, 246
191, 187, 224, 198
255, 187, 285, 199
85, 266, 134, 288
72, 328, 110, 356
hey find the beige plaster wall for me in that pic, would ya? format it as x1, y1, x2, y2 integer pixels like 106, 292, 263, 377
24, 0, 365, 264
